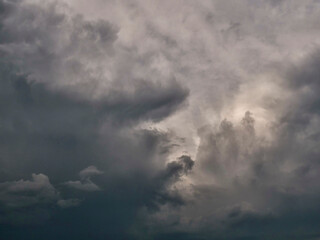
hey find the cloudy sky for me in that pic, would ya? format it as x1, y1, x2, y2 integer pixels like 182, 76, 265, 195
1, 0, 320, 239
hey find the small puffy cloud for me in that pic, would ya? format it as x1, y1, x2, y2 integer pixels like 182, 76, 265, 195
64, 166, 103, 191
0, 173, 58, 208
79, 165, 103, 179
0, 173, 61, 225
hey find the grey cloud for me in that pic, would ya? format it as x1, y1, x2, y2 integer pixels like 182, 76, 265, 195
0, 0, 189, 123
0, 0, 189, 125
0, 64, 189, 236
156, 88, 320, 239
64, 180, 101, 192
2, 0, 320, 239
0, 0, 189, 179
0, 173, 61, 226
153, 155, 195, 206
0, 174, 58, 209
0, 0, 190, 237
162, 155, 194, 183
145, 49, 320, 237
283, 50, 320, 122
79, 166, 103, 179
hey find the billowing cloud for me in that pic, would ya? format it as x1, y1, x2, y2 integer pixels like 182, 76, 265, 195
0, 174, 58, 209
147, 52, 320, 237
0, 0, 190, 238
1, 0, 320, 239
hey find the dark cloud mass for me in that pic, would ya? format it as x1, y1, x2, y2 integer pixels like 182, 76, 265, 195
1, 0, 320, 239
0, 0, 190, 238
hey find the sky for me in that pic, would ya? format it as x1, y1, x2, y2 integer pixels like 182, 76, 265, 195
1, 0, 320, 239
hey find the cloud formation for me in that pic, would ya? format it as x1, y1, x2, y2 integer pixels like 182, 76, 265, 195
147, 52, 320, 237
1, 0, 320, 239
79, 166, 103, 179
0, 0, 191, 238
0, 174, 58, 209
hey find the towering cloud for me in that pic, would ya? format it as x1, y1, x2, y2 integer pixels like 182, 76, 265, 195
1, 0, 320, 239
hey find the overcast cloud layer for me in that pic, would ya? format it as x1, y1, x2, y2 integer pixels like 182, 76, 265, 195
1, 0, 320, 239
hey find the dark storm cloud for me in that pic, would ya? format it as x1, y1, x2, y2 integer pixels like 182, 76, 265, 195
0, 0, 191, 238
0, 0, 189, 123
2, 0, 320, 239
0, 66, 188, 181
0, 0, 188, 176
